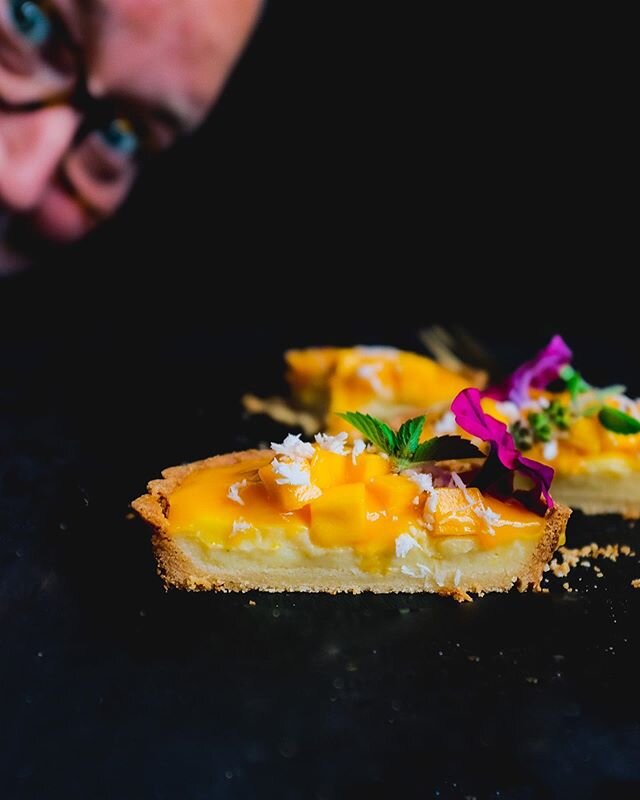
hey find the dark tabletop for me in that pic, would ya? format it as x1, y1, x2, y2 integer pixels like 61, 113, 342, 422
1, 289, 639, 800
0, 6, 637, 795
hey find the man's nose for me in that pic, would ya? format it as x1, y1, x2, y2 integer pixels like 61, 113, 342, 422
0, 105, 80, 212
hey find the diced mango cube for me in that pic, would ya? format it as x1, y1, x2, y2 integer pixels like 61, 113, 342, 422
310, 449, 348, 489
367, 474, 417, 514
430, 487, 481, 536
310, 483, 365, 547
258, 462, 320, 511
346, 452, 391, 482
429, 488, 542, 541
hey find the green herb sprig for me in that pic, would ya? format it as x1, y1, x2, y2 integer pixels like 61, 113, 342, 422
510, 402, 570, 451
337, 411, 484, 470
559, 365, 590, 403
559, 365, 640, 435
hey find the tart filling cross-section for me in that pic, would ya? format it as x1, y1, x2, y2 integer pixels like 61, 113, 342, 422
133, 392, 570, 600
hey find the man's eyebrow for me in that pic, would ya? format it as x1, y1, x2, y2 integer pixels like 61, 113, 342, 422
53, 0, 194, 136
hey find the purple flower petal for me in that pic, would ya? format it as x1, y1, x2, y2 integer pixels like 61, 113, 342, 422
485, 335, 572, 406
451, 388, 554, 514
451, 388, 519, 470
517, 455, 555, 508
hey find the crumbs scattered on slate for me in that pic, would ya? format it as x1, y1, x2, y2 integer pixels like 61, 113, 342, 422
541, 542, 639, 593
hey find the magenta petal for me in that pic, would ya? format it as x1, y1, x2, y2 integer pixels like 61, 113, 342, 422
485, 335, 573, 406
451, 387, 499, 440
451, 388, 518, 469
451, 387, 555, 513
516, 455, 555, 509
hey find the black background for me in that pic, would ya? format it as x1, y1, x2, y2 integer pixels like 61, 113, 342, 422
1, 4, 639, 799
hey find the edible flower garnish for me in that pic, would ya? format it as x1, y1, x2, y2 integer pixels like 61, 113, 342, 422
485, 335, 572, 406
486, 335, 640, 443
451, 388, 554, 515
337, 411, 483, 471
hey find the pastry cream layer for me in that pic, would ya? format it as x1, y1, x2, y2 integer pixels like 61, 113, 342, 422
167, 448, 547, 574
285, 347, 475, 433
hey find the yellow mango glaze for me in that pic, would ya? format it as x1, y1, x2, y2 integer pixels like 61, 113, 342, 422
480, 395, 640, 477
167, 445, 546, 574
285, 347, 478, 434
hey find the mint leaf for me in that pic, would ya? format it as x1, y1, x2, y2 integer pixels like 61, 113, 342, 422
396, 416, 425, 460
338, 411, 484, 468
598, 407, 640, 435
413, 435, 484, 463
560, 365, 590, 402
337, 412, 397, 454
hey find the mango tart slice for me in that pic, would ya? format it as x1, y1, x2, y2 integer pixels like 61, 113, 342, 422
132, 414, 570, 599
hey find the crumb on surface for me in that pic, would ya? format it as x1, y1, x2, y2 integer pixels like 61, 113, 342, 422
548, 543, 636, 584
550, 559, 571, 578
631, 579, 640, 589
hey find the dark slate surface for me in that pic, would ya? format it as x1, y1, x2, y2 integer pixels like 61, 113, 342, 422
1, 296, 639, 799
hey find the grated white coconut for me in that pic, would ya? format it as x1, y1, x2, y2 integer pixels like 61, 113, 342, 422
351, 439, 366, 464
395, 533, 420, 558
227, 479, 247, 506
271, 459, 311, 486
434, 411, 457, 435
271, 434, 315, 460
314, 431, 348, 455
542, 440, 558, 461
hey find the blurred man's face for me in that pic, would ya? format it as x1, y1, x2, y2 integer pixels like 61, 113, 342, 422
0, 0, 260, 268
